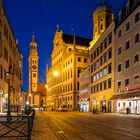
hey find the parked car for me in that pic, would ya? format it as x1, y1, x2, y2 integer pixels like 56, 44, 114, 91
58, 106, 67, 112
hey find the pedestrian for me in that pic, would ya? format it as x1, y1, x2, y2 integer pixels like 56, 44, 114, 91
52, 108, 53, 111
104, 106, 107, 113
126, 107, 129, 114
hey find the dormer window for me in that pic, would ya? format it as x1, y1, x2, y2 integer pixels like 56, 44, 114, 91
126, 0, 130, 15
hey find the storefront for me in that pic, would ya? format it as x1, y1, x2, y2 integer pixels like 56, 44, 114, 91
80, 100, 90, 112
111, 90, 140, 114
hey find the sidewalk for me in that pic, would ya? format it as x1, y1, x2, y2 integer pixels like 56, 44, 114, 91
31, 112, 58, 140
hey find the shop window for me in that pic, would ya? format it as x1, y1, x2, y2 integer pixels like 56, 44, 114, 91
118, 102, 120, 107
135, 12, 139, 23
129, 102, 131, 107
123, 102, 125, 107
135, 33, 139, 43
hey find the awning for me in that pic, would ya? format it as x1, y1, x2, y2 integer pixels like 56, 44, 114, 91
110, 91, 140, 100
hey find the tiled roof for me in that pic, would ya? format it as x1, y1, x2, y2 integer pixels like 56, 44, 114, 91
62, 34, 91, 47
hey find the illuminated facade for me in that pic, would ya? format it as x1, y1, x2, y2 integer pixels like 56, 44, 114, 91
111, 0, 140, 114
79, 67, 90, 112
46, 27, 90, 111
89, 5, 115, 112
28, 35, 45, 107
0, 0, 23, 113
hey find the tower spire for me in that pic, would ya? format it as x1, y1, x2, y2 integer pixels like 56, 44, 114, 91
32, 32, 35, 41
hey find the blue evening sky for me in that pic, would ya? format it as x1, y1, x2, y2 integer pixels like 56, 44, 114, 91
3, 0, 126, 91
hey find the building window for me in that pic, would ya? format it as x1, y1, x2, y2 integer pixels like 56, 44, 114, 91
135, 12, 139, 23
134, 75, 139, 85
108, 78, 111, 89
118, 30, 121, 38
108, 33, 112, 44
100, 70, 102, 78
100, 83, 102, 91
118, 47, 122, 55
103, 67, 107, 76
104, 53, 107, 63
0, 65, 3, 79
108, 64, 112, 74
118, 64, 121, 72
126, 22, 130, 31
104, 81, 106, 90
97, 85, 99, 92
108, 49, 112, 59
101, 24, 103, 30
77, 57, 81, 62
125, 59, 129, 69
135, 33, 139, 43
118, 81, 121, 88
100, 44, 103, 53
134, 54, 139, 64
97, 48, 99, 56
125, 79, 129, 87
100, 56, 103, 65
104, 39, 107, 49
33, 73, 36, 77
84, 58, 87, 63
126, 1, 130, 15
125, 41, 130, 50
77, 82, 79, 90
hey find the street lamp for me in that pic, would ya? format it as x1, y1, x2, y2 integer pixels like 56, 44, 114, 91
6, 65, 13, 123
53, 71, 59, 77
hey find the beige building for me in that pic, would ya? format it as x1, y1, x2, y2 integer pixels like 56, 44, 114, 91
111, 0, 140, 114
89, 5, 115, 112
0, 0, 23, 113
79, 67, 90, 112
46, 27, 90, 111
28, 35, 46, 107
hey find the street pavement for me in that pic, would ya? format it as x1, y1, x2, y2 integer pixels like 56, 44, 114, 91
31, 111, 140, 140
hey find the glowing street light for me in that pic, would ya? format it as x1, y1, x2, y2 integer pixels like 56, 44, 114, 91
53, 71, 59, 77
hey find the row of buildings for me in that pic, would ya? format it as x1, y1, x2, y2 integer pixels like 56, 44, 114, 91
0, 0, 23, 113
46, 0, 140, 114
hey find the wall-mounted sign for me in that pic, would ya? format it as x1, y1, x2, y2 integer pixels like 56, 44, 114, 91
126, 85, 140, 91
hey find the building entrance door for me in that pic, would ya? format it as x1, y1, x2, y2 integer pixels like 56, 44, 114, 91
100, 100, 106, 112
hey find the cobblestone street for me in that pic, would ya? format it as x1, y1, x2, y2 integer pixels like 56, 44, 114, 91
31, 112, 140, 140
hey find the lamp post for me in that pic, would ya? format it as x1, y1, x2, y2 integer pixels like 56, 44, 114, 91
6, 65, 13, 123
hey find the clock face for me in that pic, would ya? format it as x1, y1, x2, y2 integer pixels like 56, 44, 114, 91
32, 65, 37, 70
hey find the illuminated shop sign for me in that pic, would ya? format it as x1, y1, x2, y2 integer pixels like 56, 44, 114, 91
126, 85, 140, 91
